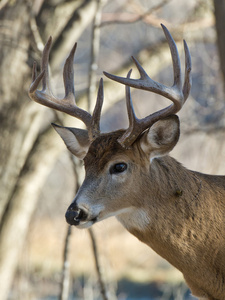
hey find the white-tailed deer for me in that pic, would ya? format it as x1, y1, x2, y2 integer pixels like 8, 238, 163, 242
29, 25, 225, 300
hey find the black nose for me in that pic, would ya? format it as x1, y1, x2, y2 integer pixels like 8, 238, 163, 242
65, 204, 88, 226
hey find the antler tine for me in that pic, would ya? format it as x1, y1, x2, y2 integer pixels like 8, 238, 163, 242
183, 39, 192, 101
161, 24, 182, 91
41, 36, 52, 92
104, 24, 192, 148
28, 38, 98, 134
117, 70, 140, 146
90, 78, 104, 139
63, 42, 77, 100
125, 70, 137, 127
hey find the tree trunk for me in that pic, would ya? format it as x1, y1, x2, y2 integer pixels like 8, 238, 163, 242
0, 1, 46, 299
0, 0, 33, 218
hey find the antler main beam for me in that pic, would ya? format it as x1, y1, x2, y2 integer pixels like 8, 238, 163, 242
104, 24, 192, 148
29, 37, 103, 140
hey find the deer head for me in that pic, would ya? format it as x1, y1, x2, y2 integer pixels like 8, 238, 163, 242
29, 24, 191, 229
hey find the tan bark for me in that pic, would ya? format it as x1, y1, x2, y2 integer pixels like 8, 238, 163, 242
0, 0, 35, 221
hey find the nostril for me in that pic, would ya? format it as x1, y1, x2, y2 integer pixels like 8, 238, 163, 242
65, 205, 88, 226
77, 208, 88, 221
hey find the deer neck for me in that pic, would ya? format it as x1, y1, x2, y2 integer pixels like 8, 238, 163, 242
116, 155, 205, 268
116, 155, 225, 299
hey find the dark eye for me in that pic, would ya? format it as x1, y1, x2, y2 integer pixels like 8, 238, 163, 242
110, 163, 127, 174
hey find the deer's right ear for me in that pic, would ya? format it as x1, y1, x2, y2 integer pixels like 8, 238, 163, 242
52, 123, 90, 159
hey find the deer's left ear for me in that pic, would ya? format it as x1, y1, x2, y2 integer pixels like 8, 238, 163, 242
52, 123, 90, 159
139, 115, 180, 161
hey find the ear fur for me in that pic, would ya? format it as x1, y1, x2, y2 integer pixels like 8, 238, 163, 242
140, 115, 180, 161
52, 123, 90, 159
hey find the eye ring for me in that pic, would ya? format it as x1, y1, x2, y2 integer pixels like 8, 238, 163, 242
110, 162, 127, 174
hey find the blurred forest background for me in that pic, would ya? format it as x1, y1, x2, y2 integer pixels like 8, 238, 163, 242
1, 0, 225, 299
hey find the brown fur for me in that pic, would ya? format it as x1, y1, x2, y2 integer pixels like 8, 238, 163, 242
83, 131, 225, 300
84, 130, 146, 172
57, 121, 225, 300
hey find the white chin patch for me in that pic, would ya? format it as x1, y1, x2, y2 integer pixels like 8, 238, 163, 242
116, 207, 150, 231
76, 220, 95, 229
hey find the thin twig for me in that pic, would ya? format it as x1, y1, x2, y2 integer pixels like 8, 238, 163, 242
87, 1, 109, 300
59, 226, 72, 300
58, 153, 83, 300
88, 0, 106, 112
30, 17, 45, 54
88, 228, 108, 300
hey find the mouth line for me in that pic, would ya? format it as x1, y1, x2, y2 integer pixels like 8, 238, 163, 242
76, 210, 123, 228
91, 216, 98, 223
75, 216, 98, 228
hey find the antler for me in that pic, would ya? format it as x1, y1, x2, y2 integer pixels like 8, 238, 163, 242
104, 24, 192, 148
29, 37, 103, 140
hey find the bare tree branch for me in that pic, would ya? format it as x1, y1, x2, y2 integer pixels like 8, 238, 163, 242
88, 0, 107, 111
100, 0, 213, 38
88, 228, 108, 300
101, 0, 171, 27
49, 0, 99, 73
87, 2, 109, 299
30, 16, 45, 53
59, 226, 72, 300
